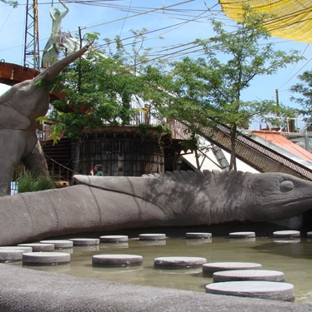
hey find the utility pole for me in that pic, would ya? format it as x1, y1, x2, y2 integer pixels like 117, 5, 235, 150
24, 0, 40, 70
275, 89, 279, 106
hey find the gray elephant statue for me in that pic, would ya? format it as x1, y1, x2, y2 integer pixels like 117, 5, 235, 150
0, 46, 89, 195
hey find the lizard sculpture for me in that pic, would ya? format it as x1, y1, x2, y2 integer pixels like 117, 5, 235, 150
0, 46, 89, 196
0, 170, 311, 245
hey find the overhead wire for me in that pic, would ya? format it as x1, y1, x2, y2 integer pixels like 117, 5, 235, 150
0, 6, 14, 35
279, 46, 312, 90
54, 0, 222, 67
91, 1, 223, 60
119, 0, 132, 36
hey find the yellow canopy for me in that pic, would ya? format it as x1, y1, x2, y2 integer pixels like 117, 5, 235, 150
219, 0, 312, 43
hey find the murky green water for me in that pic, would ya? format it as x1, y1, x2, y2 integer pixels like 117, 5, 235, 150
14, 236, 312, 303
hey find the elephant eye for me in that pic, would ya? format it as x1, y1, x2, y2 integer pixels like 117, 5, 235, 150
280, 181, 294, 193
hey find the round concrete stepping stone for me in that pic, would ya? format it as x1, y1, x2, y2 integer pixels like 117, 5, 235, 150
213, 269, 285, 283
92, 254, 143, 267
229, 231, 255, 238
273, 230, 300, 238
185, 232, 212, 239
307, 231, 312, 238
69, 238, 100, 246
205, 281, 294, 301
202, 262, 262, 276
40, 240, 73, 249
139, 233, 166, 241
100, 235, 129, 243
18, 243, 54, 252
22, 252, 70, 266
0, 249, 24, 262
154, 256, 207, 269
0, 246, 33, 253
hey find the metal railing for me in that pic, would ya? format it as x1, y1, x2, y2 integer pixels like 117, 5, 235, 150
45, 155, 73, 182
197, 122, 312, 180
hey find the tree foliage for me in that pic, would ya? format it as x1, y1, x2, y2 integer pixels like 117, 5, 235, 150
155, 5, 302, 170
290, 70, 312, 124
1, 0, 18, 7
43, 31, 165, 174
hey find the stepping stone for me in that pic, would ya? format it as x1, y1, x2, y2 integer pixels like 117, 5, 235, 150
40, 240, 73, 249
22, 252, 71, 266
185, 232, 212, 239
100, 235, 129, 243
0, 249, 24, 262
202, 262, 262, 276
18, 243, 54, 252
69, 238, 100, 246
0, 246, 33, 253
229, 231, 255, 238
213, 269, 285, 283
273, 230, 300, 238
139, 233, 166, 241
154, 256, 207, 269
92, 254, 143, 267
205, 281, 295, 301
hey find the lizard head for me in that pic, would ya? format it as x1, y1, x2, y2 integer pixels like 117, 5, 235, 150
244, 172, 312, 222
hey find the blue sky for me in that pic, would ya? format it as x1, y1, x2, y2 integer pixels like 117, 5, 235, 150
0, 0, 311, 125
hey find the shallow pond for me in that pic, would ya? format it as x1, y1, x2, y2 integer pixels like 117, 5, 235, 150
12, 235, 312, 303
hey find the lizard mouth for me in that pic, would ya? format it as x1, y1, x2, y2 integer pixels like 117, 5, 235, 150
266, 197, 312, 219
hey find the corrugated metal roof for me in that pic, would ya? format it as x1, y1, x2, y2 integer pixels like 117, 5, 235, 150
252, 131, 312, 162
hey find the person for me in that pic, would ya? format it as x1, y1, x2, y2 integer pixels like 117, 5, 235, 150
90, 164, 103, 176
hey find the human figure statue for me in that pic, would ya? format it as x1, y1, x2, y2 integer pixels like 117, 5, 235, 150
41, 0, 69, 68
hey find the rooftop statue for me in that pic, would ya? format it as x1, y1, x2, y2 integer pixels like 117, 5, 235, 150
0, 170, 311, 245
42, 0, 69, 68
0, 46, 89, 196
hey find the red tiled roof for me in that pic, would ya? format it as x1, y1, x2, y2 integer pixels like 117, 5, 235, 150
252, 131, 312, 162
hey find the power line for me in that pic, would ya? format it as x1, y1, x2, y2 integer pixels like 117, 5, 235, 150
119, 0, 132, 37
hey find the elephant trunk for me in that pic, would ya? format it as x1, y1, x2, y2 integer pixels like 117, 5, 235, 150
36, 45, 90, 82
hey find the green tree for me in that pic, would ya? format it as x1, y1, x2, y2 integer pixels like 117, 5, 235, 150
156, 5, 302, 170
290, 70, 312, 124
44, 32, 165, 174
1, 0, 17, 7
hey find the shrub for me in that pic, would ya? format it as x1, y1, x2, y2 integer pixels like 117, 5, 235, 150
17, 171, 55, 193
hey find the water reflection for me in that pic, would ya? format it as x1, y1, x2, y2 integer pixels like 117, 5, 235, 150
138, 240, 166, 246
228, 238, 256, 244
273, 239, 301, 244
100, 243, 129, 249
185, 238, 212, 246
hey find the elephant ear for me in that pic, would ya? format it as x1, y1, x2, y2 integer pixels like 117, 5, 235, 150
0, 104, 31, 130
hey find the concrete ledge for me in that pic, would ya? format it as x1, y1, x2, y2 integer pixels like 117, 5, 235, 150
0, 265, 311, 312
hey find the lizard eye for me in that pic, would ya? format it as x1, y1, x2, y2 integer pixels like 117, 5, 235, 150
280, 181, 294, 193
